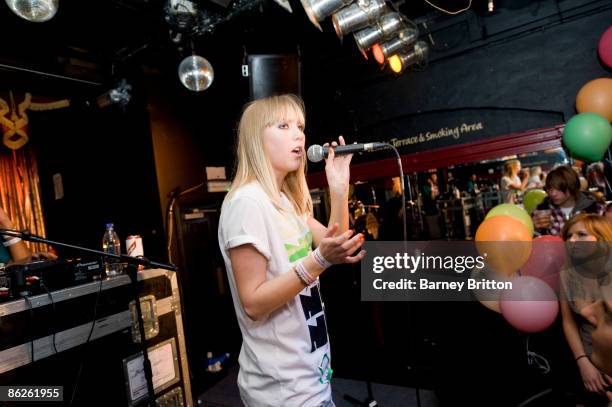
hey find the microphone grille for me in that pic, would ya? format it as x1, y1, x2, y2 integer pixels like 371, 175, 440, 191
307, 144, 324, 163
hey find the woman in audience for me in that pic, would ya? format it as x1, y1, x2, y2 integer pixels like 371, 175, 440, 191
560, 213, 612, 405
500, 159, 528, 204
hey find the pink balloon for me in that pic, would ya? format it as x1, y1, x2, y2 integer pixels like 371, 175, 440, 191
599, 26, 612, 68
520, 235, 565, 292
535, 235, 563, 242
500, 276, 559, 333
539, 272, 561, 294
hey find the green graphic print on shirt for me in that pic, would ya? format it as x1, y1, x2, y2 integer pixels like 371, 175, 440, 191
286, 231, 329, 356
285, 232, 313, 263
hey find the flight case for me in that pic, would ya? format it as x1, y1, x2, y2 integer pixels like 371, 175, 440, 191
0, 268, 192, 406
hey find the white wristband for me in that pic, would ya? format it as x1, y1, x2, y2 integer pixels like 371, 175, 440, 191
312, 247, 332, 269
3, 237, 21, 247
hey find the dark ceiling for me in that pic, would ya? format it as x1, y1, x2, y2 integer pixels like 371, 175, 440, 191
0, 0, 498, 95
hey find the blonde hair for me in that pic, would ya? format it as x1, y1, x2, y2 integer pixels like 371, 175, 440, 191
227, 94, 313, 216
530, 166, 542, 177
503, 160, 520, 177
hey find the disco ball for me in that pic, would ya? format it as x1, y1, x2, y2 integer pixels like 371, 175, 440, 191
178, 55, 214, 92
6, 0, 58, 22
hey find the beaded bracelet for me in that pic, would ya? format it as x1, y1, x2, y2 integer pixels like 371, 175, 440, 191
295, 261, 315, 286
312, 247, 332, 269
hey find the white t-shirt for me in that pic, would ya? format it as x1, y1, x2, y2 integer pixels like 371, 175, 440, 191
218, 183, 332, 407
526, 175, 543, 190
501, 175, 521, 204
560, 206, 573, 220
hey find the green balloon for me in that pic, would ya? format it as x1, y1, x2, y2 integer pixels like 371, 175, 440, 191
523, 189, 547, 214
485, 203, 534, 236
563, 112, 612, 163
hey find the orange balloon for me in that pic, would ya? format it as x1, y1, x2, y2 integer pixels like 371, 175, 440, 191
475, 215, 532, 276
479, 300, 501, 313
576, 78, 612, 122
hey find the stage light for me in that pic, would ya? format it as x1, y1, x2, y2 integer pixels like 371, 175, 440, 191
354, 12, 403, 52
488, 0, 494, 12
300, 0, 353, 31
331, 0, 386, 38
5, 0, 58, 22
96, 79, 132, 109
388, 54, 402, 73
165, 0, 198, 30
371, 27, 418, 64
178, 55, 214, 91
387, 41, 429, 73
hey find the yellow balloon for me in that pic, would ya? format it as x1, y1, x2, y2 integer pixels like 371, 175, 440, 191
523, 190, 547, 214
485, 204, 534, 236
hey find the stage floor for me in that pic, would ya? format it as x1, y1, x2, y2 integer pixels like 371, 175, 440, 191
197, 365, 439, 407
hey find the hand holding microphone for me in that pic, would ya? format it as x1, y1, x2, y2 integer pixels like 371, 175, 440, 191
317, 136, 357, 196
307, 141, 389, 162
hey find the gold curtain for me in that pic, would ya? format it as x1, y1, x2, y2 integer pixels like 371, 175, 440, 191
0, 147, 49, 253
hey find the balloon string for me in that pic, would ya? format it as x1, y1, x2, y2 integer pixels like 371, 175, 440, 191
525, 335, 551, 374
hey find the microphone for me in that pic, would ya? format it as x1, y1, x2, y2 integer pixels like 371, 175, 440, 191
306, 142, 388, 163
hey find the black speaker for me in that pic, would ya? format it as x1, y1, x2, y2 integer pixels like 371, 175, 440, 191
248, 54, 301, 100
173, 203, 242, 392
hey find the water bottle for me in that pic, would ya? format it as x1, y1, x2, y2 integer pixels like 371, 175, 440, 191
102, 223, 122, 276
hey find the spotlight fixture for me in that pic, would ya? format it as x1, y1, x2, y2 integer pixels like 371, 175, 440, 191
331, 0, 387, 38
5, 0, 58, 22
371, 27, 418, 64
165, 0, 198, 30
388, 41, 429, 73
178, 55, 214, 92
164, 0, 200, 44
297, 0, 429, 73
300, 0, 352, 31
96, 79, 132, 109
353, 12, 403, 53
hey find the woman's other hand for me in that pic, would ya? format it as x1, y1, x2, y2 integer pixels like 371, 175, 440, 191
578, 356, 609, 395
317, 223, 366, 265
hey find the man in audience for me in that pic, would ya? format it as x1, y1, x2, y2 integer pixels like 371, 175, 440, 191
532, 165, 602, 236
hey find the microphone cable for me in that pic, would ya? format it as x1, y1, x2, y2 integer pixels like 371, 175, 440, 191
69, 276, 104, 406
23, 294, 35, 366
41, 283, 59, 356
382, 143, 408, 242
166, 183, 204, 264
